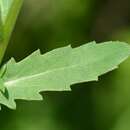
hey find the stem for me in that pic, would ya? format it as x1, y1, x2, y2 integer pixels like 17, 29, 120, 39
0, 0, 23, 65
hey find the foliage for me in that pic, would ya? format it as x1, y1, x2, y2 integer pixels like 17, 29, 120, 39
1, 1, 130, 130
0, 41, 129, 109
0, 4, 130, 130
0, 0, 130, 111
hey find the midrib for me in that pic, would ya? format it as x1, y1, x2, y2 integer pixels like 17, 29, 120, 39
4, 64, 81, 86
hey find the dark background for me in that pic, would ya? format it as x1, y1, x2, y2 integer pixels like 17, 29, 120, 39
1, 0, 130, 130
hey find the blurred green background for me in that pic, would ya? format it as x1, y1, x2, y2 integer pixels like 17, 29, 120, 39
1, 0, 130, 130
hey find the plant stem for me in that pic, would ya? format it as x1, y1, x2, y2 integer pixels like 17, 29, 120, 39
0, 0, 23, 65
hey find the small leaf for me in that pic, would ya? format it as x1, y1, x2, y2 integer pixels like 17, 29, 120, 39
0, 41, 130, 109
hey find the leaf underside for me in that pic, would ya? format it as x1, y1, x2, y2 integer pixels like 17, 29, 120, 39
0, 41, 130, 109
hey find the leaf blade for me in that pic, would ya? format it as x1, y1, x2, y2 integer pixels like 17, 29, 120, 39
0, 41, 130, 109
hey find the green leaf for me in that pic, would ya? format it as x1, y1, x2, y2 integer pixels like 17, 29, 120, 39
0, 0, 23, 64
0, 41, 130, 109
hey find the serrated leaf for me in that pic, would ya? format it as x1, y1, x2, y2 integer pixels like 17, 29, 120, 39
0, 41, 130, 109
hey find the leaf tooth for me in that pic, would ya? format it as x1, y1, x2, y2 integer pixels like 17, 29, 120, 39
8, 57, 16, 64
31, 49, 41, 56
73, 41, 96, 51
27, 49, 42, 58
44, 45, 72, 56
16, 49, 42, 65
0, 96, 16, 110
33, 92, 43, 100
24, 91, 43, 101
7, 100, 16, 110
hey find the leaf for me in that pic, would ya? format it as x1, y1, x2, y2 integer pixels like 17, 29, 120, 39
0, 0, 23, 64
0, 41, 130, 109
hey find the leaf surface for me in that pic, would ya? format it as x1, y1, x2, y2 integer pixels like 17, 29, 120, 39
0, 41, 130, 109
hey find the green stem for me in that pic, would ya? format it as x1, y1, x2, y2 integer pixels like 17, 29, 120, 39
0, 0, 23, 65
